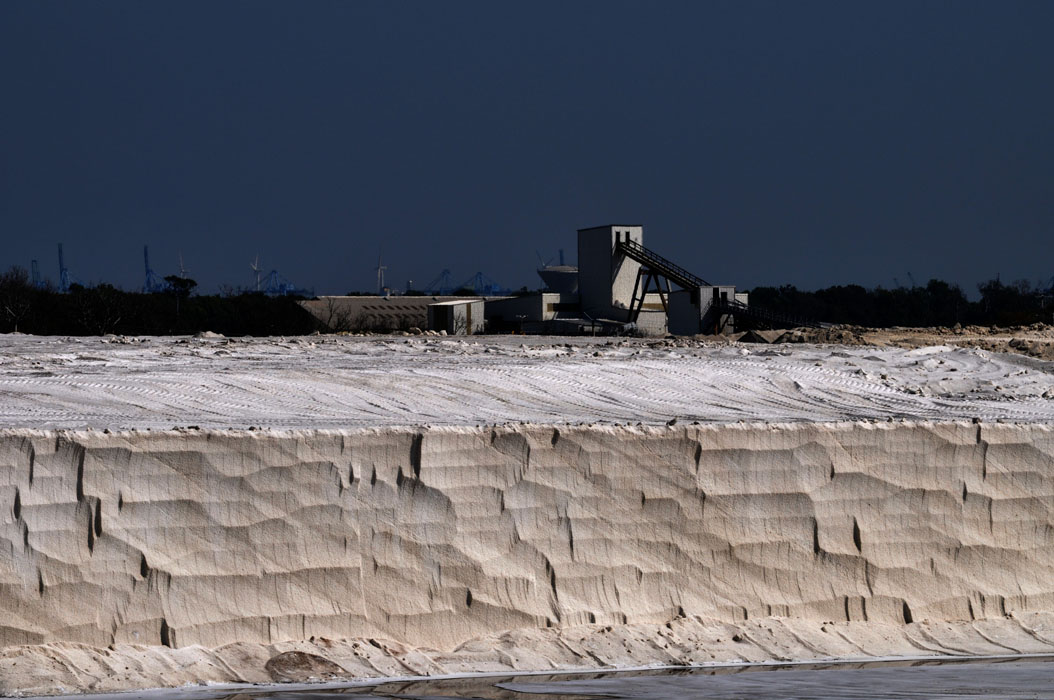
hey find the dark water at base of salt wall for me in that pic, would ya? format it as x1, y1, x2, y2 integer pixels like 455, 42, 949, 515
65, 655, 1053, 700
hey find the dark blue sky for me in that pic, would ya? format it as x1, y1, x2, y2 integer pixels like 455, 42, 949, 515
2, 1, 1052, 295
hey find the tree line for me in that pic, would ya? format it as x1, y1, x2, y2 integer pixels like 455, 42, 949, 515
748, 278, 1054, 328
0, 267, 317, 336
2, 264, 1052, 335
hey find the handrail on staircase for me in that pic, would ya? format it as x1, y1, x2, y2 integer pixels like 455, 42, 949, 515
616, 239, 711, 288
615, 238, 827, 329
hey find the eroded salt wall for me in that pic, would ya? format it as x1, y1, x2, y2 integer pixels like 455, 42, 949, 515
1, 422, 1052, 651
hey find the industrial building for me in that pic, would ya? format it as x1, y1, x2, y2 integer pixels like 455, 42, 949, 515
488, 224, 745, 336
484, 292, 593, 334
427, 299, 485, 335
305, 225, 754, 336
300, 295, 486, 333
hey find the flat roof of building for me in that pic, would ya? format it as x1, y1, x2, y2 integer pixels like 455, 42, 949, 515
576, 224, 643, 231
429, 299, 489, 306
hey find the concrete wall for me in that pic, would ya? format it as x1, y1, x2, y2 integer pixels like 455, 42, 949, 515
668, 289, 700, 336
635, 309, 668, 335
485, 293, 582, 325
486, 295, 546, 324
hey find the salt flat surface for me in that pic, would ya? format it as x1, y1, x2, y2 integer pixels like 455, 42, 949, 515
1, 334, 1053, 429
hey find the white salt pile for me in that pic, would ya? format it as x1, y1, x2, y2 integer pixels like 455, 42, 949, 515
1, 335, 1052, 696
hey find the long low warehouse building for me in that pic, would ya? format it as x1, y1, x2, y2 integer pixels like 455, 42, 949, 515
300, 295, 489, 332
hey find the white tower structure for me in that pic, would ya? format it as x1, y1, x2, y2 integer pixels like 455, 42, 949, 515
577, 225, 644, 319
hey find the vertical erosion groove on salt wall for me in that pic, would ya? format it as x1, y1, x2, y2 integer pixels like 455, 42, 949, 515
0, 422, 1052, 651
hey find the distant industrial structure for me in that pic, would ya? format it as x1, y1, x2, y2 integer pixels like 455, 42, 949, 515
536, 249, 578, 294
485, 225, 749, 335
143, 246, 169, 293
56, 244, 71, 293
303, 224, 768, 336
250, 255, 311, 297
419, 269, 507, 296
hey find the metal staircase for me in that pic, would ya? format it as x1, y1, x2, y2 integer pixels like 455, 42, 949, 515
616, 239, 711, 289
614, 238, 826, 330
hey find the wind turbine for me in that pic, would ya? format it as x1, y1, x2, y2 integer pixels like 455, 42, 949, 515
376, 255, 388, 296
250, 255, 262, 292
